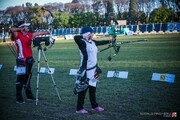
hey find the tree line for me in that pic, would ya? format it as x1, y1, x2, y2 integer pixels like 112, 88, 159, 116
0, 0, 179, 32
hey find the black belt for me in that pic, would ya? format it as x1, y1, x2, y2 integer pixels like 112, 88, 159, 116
86, 64, 97, 71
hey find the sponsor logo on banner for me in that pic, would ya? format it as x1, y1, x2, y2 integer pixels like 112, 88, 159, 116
175, 22, 180, 31
167, 23, 174, 31
160, 74, 166, 81
113, 71, 119, 78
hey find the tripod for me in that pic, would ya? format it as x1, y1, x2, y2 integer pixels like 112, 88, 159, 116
27, 45, 61, 105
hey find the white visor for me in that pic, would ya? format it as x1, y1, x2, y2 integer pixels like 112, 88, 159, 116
18, 23, 30, 27
82, 32, 91, 38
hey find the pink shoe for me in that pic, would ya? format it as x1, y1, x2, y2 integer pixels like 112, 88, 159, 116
76, 109, 88, 114
92, 106, 104, 111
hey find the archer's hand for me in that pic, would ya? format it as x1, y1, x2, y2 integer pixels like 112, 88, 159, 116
77, 67, 86, 77
18, 57, 26, 62
94, 72, 100, 80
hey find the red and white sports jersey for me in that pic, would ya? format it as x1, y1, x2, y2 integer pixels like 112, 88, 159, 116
15, 32, 33, 59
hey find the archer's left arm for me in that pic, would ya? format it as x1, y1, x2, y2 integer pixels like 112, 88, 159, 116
93, 39, 114, 46
32, 31, 50, 38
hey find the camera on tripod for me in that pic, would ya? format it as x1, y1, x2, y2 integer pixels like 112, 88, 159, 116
33, 36, 55, 47
31, 35, 61, 105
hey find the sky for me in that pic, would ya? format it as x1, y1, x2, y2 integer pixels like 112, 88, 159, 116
0, 0, 72, 10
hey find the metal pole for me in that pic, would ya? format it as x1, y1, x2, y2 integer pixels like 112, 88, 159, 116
36, 47, 41, 105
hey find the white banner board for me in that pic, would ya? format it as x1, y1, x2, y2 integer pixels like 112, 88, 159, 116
64, 35, 74, 40
107, 71, 128, 79
151, 73, 175, 83
69, 69, 78, 75
40, 67, 55, 74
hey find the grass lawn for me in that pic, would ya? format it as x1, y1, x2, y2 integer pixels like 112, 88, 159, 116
0, 33, 180, 120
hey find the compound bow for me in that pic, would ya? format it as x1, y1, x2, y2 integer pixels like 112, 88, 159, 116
41, 7, 55, 50
99, 20, 147, 61
99, 20, 120, 61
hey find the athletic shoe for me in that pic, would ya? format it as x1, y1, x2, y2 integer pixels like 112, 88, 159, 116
16, 99, 25, 104
26, 98, 35, 101
76, 109, 88, 114
92, 106, 104, 111
26, 97, 35, 101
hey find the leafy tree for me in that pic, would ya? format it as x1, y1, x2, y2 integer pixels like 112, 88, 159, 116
122, 11, 129, 21
92, 0, 103, 24
72, 0, 80, 3
102, 0, 114, 25
31, 6, 44, 29
160, 0, 180, 12
149, 5, 175, 23
138, 11, 147, 24
129, 0, 138, 25
69, 12, 97, 27
25, 2, 33, 7
1, 0, 179, 31
54, 12, 69, 28
64, 2, 90, 13
114, 0, 129, 20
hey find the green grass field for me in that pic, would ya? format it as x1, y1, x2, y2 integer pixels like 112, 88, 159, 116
0, 33, 180, 120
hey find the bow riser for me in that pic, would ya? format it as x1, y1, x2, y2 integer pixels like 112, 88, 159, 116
41, 8, 55, 50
